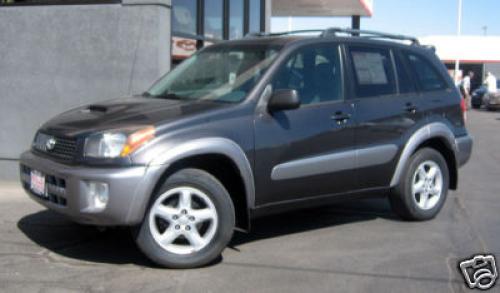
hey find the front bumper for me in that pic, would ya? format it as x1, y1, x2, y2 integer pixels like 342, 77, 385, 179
19, 151, 163, 226
455, 135, 473, 167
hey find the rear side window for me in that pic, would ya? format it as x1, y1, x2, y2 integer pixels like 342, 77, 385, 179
404, 52, 448, 92
348, 46, 396, 98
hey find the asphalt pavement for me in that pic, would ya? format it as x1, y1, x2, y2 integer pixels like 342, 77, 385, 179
0, 109, 499, 293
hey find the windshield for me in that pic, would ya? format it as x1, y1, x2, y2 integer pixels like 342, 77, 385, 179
147, 45, 281, 103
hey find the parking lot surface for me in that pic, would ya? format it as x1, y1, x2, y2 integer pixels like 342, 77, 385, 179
1, 110, 499, 293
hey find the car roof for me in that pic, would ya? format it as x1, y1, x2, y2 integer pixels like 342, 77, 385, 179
210, 34, 430, 55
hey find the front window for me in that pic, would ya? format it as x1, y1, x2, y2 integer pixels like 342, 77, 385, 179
147, 45, 281, 103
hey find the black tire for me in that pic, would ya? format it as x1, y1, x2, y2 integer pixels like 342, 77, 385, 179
135, 168, 235, 269
389, 148, 449, 221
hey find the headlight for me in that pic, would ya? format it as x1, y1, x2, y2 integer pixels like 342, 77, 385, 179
84, 126, 155, 158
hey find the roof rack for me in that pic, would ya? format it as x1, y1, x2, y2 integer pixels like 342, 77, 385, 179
245, 30, 325, 38
246, 27, 420, 46
321, 27, 420, 45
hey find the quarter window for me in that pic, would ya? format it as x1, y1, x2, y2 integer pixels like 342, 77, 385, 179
272, 44, 343, 105
349, 47, 396, 98
394, 53, 416, 94
405, 52, 448, 92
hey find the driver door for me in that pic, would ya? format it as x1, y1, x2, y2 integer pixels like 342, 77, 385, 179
254, 43, 356, 206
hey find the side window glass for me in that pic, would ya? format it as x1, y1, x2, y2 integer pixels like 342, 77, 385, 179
349, 47, 396, 98
394, 53, 416, 94
404, 52, 448, 92
272, 44, 343, 105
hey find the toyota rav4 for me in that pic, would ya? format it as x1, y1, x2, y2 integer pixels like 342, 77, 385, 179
20, 28, 473, 268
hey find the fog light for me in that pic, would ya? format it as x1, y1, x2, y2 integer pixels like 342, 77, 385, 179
88, 181, 109, 210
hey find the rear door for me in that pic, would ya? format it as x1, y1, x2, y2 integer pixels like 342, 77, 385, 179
400, 50, 455, 122
254, 43, 356, 206
346, 45, 425, 189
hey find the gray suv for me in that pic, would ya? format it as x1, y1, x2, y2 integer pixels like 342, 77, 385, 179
20, 28, 473, 268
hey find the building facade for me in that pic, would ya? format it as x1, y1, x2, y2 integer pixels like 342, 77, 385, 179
0, 0, 372, 179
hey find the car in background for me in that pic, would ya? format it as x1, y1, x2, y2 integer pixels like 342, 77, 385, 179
471, 86, 487, 109
485, 80, 500, 111
471, 80, 500, 109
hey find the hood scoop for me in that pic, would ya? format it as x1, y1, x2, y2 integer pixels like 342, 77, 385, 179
82, 104, 108, 113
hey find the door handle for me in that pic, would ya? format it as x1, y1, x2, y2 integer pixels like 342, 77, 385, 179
331, 112, 351, 124
404, 103, 418, 114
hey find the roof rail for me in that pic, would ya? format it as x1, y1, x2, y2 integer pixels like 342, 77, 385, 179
245, 27, 420, 46
321, 27, 420, 45
245, 30, 325, 38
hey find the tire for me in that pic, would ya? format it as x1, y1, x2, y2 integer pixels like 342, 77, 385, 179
135, 168, 235, 268
389, 148, 449, 221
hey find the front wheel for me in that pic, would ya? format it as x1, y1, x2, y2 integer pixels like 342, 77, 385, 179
389, 148, 449, 221
135, 168, 235, 268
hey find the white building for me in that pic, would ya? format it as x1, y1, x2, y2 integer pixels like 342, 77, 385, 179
420, 35, 500, 87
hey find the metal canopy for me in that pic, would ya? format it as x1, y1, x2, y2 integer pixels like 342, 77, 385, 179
272, 0, 373, 17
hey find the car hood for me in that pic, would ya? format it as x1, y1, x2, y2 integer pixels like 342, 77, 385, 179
40, 96, 230, 137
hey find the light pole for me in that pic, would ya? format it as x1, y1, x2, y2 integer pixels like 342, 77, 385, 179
482, 25, 488, 36
454, 0, 463, 83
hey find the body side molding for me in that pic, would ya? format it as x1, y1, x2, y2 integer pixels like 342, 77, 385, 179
271, 144, 398, 181
389, 122, 458, 187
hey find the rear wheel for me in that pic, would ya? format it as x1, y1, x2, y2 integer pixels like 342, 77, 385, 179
135, 168, 235, 268
389, 148, 449, 221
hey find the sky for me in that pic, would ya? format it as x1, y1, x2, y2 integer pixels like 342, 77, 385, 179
271, 0, 500, 37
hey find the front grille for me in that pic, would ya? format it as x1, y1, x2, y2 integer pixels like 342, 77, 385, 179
20, 164, 67, 207
33, 132, 78, 161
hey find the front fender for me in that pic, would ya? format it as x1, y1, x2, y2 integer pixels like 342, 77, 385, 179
149, 137, 255, 207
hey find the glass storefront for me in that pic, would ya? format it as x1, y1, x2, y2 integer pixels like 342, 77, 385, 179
172, 0, 265, 62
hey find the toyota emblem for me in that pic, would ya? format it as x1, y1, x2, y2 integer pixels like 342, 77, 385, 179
46, 137, 56, 151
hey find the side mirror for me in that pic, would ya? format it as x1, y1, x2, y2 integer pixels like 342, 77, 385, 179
268, 89, 301, 112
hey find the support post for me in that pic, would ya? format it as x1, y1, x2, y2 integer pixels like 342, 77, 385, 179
352, 15, 360, 35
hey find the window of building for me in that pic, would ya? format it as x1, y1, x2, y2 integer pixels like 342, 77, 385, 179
248, 0, 261, 33
349, 46, 396, 98
404, 52, 448, 92
172, 0, 197, 36
229, 0, 244, 39
204, 0, 223, 39
272, 44, 343, 105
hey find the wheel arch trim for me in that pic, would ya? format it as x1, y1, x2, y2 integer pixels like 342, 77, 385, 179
390, 122, 458, 187
148, 137, 256, 209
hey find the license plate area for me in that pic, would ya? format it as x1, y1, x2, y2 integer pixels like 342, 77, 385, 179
30, 170, 47, 198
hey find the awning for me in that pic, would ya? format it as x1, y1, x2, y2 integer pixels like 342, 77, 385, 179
420, 35, 500, 64
272, 0, 373, 17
